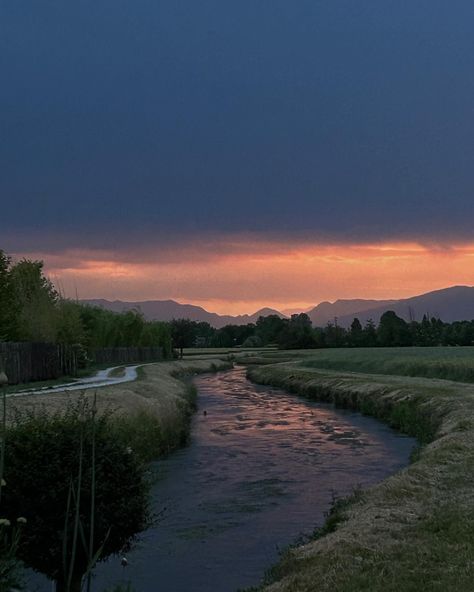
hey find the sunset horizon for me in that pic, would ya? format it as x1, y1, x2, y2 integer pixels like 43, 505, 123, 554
7, 238, 474, 315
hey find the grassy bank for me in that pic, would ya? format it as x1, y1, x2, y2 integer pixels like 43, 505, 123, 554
241, 346, 474, 384
7, 358, 233, 461
244, 356, 474, 592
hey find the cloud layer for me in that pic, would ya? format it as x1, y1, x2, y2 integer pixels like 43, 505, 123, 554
2, 2, 474, 312
2, 1, 474, 248
12, 240, 474, 314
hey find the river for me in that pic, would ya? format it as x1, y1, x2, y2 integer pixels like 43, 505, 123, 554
86, 366, 415, 592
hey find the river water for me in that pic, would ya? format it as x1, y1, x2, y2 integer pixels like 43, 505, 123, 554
89, 366, 414, 592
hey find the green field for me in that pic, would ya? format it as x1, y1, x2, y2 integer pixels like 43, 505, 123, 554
239, 346, 474, 384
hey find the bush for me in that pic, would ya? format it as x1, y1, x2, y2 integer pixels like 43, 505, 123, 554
2, 399, 150, 592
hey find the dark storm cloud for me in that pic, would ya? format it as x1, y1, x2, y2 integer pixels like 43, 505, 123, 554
2, 0, 474, 251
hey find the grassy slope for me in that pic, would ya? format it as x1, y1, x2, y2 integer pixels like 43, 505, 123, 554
8, 358, 233, 461
243, 346, 474, 384
245, 355, 474, 592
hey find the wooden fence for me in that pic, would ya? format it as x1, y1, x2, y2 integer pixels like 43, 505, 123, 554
90, 346, 163, 366
0, 342, 78, 385
0, 343, 163, 385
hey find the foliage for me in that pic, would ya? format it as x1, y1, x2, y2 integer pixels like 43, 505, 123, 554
170, 319, 198, 357
276, 314, 315, 349
3, 248, 474, 355
255, 315, 287, 345
0, 382, 25, 592
0, 249, 173, 363
0, 251, 18, 341
2, 400, 149, 591
9, 258, 58, 342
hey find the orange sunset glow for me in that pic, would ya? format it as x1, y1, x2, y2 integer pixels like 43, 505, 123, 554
19, 240, 474, 315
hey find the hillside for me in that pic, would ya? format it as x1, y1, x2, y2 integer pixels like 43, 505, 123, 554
82, 299, 285, 328
336, 285, 474, 327
83, 285, 474, 329
307, 298, 396, 326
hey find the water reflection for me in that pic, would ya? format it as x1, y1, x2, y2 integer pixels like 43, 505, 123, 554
31, 367, 415, 592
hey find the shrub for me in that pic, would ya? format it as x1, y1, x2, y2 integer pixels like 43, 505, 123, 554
2, 398, 149, 592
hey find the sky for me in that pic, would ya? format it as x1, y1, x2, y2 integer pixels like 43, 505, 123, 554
2, 1, 474, 314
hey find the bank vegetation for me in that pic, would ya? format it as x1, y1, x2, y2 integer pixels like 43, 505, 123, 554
244, 355, 474, 592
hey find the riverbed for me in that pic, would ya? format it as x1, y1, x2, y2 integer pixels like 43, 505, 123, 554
88, 366, 415, 592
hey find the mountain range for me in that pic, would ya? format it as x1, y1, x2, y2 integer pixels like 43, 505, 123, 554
83, 285, 474, 329
83, 299, 285, 329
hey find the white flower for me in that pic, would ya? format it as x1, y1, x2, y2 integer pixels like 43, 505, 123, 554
0, 518, 11, 527
1, 478, 6, 487
16, 517, 27, 524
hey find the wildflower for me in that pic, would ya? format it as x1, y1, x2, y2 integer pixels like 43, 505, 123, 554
1, 478, 6, 487
16, 517, 27, 524
0, 518, 11, 527
126, 446, 133, 455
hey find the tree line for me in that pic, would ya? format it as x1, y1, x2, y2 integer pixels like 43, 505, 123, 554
169, 310, 474, 350
3, 249, 474, 356
0, 250, 172, 360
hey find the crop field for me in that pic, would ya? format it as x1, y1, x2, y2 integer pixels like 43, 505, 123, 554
241, 346, 474, 384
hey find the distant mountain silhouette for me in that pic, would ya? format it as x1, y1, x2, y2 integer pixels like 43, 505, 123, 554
280, 306, 314, 316
83, 286, 474, 329
307, 299, 397, 326
82, 299, 286, 329
335, 285, 474, 327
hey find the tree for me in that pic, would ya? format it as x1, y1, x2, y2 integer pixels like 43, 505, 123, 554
9, 259, 58, 342
56, 300, 86, 345
324, 321, 348, 348
170, 319, 197, 357
277, 314, 315, 349
213, 324, 256, 348
3, 402, 149, 592
255, 315, 286, 345
0, 251, 18, 341
377, 311, 411, 347
349, 318, 364, 347
363, 319, 378, 347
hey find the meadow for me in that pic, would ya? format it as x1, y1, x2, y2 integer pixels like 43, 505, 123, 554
237, 346, 474, 384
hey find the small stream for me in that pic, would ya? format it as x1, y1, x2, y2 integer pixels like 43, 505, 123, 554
90, 366, 415, 592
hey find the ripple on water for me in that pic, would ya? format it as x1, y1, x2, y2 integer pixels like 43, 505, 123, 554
28, 367, 416, 592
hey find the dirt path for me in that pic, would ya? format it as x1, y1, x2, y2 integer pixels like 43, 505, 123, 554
6, 364, 153, 398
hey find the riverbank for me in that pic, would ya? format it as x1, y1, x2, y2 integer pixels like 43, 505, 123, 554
7, 358, 233, 461
245, 362, 474, 592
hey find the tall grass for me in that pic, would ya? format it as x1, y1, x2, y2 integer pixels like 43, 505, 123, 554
297, 346, 474, 383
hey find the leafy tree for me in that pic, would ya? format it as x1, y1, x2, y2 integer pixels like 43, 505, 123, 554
349, 318, 364, 347
0, 251, 18, 341
377, 311, 411, 347
363, 319, 378, 347
3, 402, 149, 592
56, 300, 86, 346
9, 259, 58, 342
277, 314, 315, 349
212, 323, 256, 348
324, 321, 347, 348
170, 319, 197, 357
193, 322, 215, 348
255, 315, 286, 345
242, 335, 263, 347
